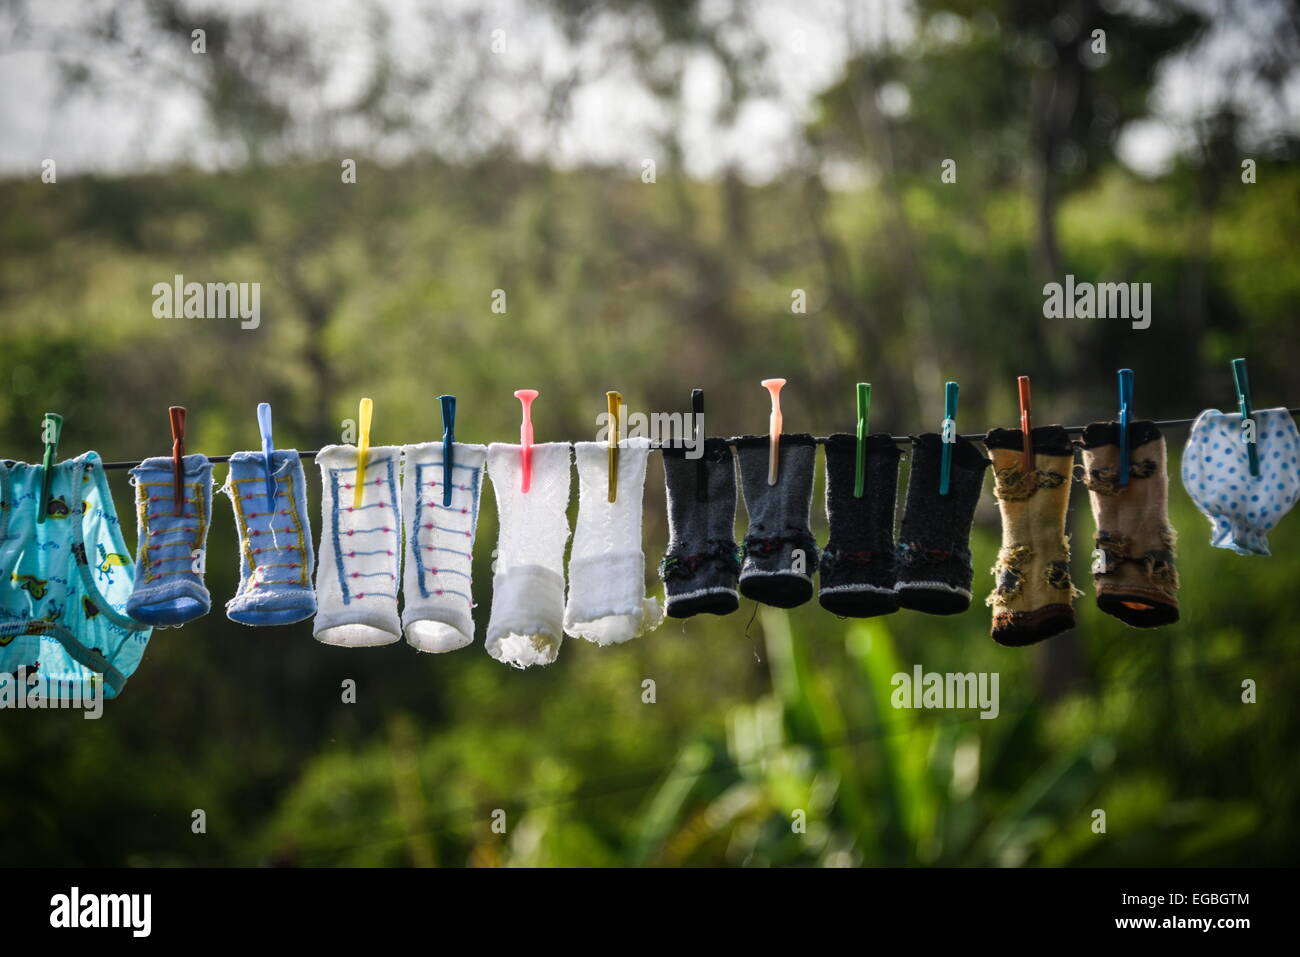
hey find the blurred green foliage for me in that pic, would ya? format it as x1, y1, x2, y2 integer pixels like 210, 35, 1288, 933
1, 148, 1298, 865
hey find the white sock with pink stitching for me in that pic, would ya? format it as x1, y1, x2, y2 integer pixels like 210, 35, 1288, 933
312, 444, 403, 647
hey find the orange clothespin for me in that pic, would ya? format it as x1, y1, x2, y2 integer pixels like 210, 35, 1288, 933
515, 389, 538, 492
169, 406, 187, 517
1017, 376, 1034, 487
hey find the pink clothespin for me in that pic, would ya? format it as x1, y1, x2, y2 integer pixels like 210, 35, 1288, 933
761, 378, 785, 486
515, 389, 538, 493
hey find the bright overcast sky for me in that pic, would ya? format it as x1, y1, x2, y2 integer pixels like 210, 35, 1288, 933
0, 0, 1295, 182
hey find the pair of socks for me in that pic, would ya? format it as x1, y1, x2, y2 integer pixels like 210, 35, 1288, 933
659, 435, 821, 615
313, 442, 488, 651
818, 433, 903, 617
126, 454, 213, 627
1080, 421, 1179, 627
894, 433, 991, 615
223, 450, 315, 626
564, 439, 663, 646
984, 426, 1078, 646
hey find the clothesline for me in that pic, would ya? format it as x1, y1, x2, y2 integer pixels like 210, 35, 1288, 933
91, 407, 1300, 471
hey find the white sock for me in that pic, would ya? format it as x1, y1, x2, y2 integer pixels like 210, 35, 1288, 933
400, 442, 486, 653
485, 442, 571, 668
564, 438, 663, 645
313, 444, 403, 647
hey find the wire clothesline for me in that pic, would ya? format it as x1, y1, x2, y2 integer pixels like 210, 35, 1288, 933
90, 407, 1300, 471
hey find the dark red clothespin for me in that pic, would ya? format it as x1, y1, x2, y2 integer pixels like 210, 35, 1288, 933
1017, 376, 1034, 489
170, 406, 187, 517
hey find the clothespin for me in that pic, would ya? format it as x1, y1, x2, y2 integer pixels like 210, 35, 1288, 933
853, 382, 870, 498
1232, 357, 1260, 477
439, 395, 456, 507
1017, 376, 1034, 487
36, 412, 63, 525
607, 391, 622, 503
692, 388, 706, 503
940, 381, 959, 495
169, 406, 187, 517
1117, 369, 1134, 487
761, 378, 786, 486
515, 389, 538, 493
257, 402, 277, 505
353, 397, 373, 509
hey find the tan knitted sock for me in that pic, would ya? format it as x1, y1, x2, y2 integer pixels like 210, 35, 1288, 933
1079, 421, 1179, 627
984, 425, 1079, 646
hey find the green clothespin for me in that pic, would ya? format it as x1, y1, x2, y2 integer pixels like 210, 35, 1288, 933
940, 382, 958, 495
854, 382, 871, 498
37, 413, 63, 524
1232, 358, 1260, 477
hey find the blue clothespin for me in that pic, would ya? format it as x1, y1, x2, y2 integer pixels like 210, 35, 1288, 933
1117, 369, 1133, 487
1232, 358, 1260, 477
439, 394, 456, 506
257, 402, 277, 504
36, 412, 63, 525
940, 382, 958, 495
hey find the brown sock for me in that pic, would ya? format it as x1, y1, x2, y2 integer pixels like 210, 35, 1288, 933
1079, 421, 1179, 628
984, 425, 1079, 646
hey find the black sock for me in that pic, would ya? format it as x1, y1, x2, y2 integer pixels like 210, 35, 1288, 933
734, 434, 818, 609
819, 433, 902, 617
895, 433, 990, 615
659, 438, 741, 618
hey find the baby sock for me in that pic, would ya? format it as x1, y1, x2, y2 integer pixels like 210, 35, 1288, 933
565, 438, 663, 645
734, 434, 819, 608
224, 450, 316, 626
895, 433, 990, 615
485, 442, 572, 668
984, 425, 1078, 646
659, 438, 741, 618
1180, 407, 1300, 556
819, 433, 903, 617
313, 444, 402, 647
400, 442, 487, 653
126, 454, 213, 626
1080, 421, 1179, 628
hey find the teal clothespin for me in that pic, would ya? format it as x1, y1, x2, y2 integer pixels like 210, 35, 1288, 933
1117, 369, 1134, 487
940, 382, 958, 495
36, 412, 63, 525
439, 394, 456, 506
854, 382, 871, 498
1232, 357, 1259, 477
257, 402, 277, 505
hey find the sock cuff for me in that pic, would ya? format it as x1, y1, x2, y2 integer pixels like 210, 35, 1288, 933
983, 425, 1074, 457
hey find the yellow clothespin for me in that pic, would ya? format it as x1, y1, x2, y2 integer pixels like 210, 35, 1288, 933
353, 397, 373, 509
607, 391, 622, 503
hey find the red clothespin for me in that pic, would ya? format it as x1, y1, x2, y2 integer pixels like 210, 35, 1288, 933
515, 389, 538, 493
1017, 376, 1033, 487
169, 406, 187, 517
